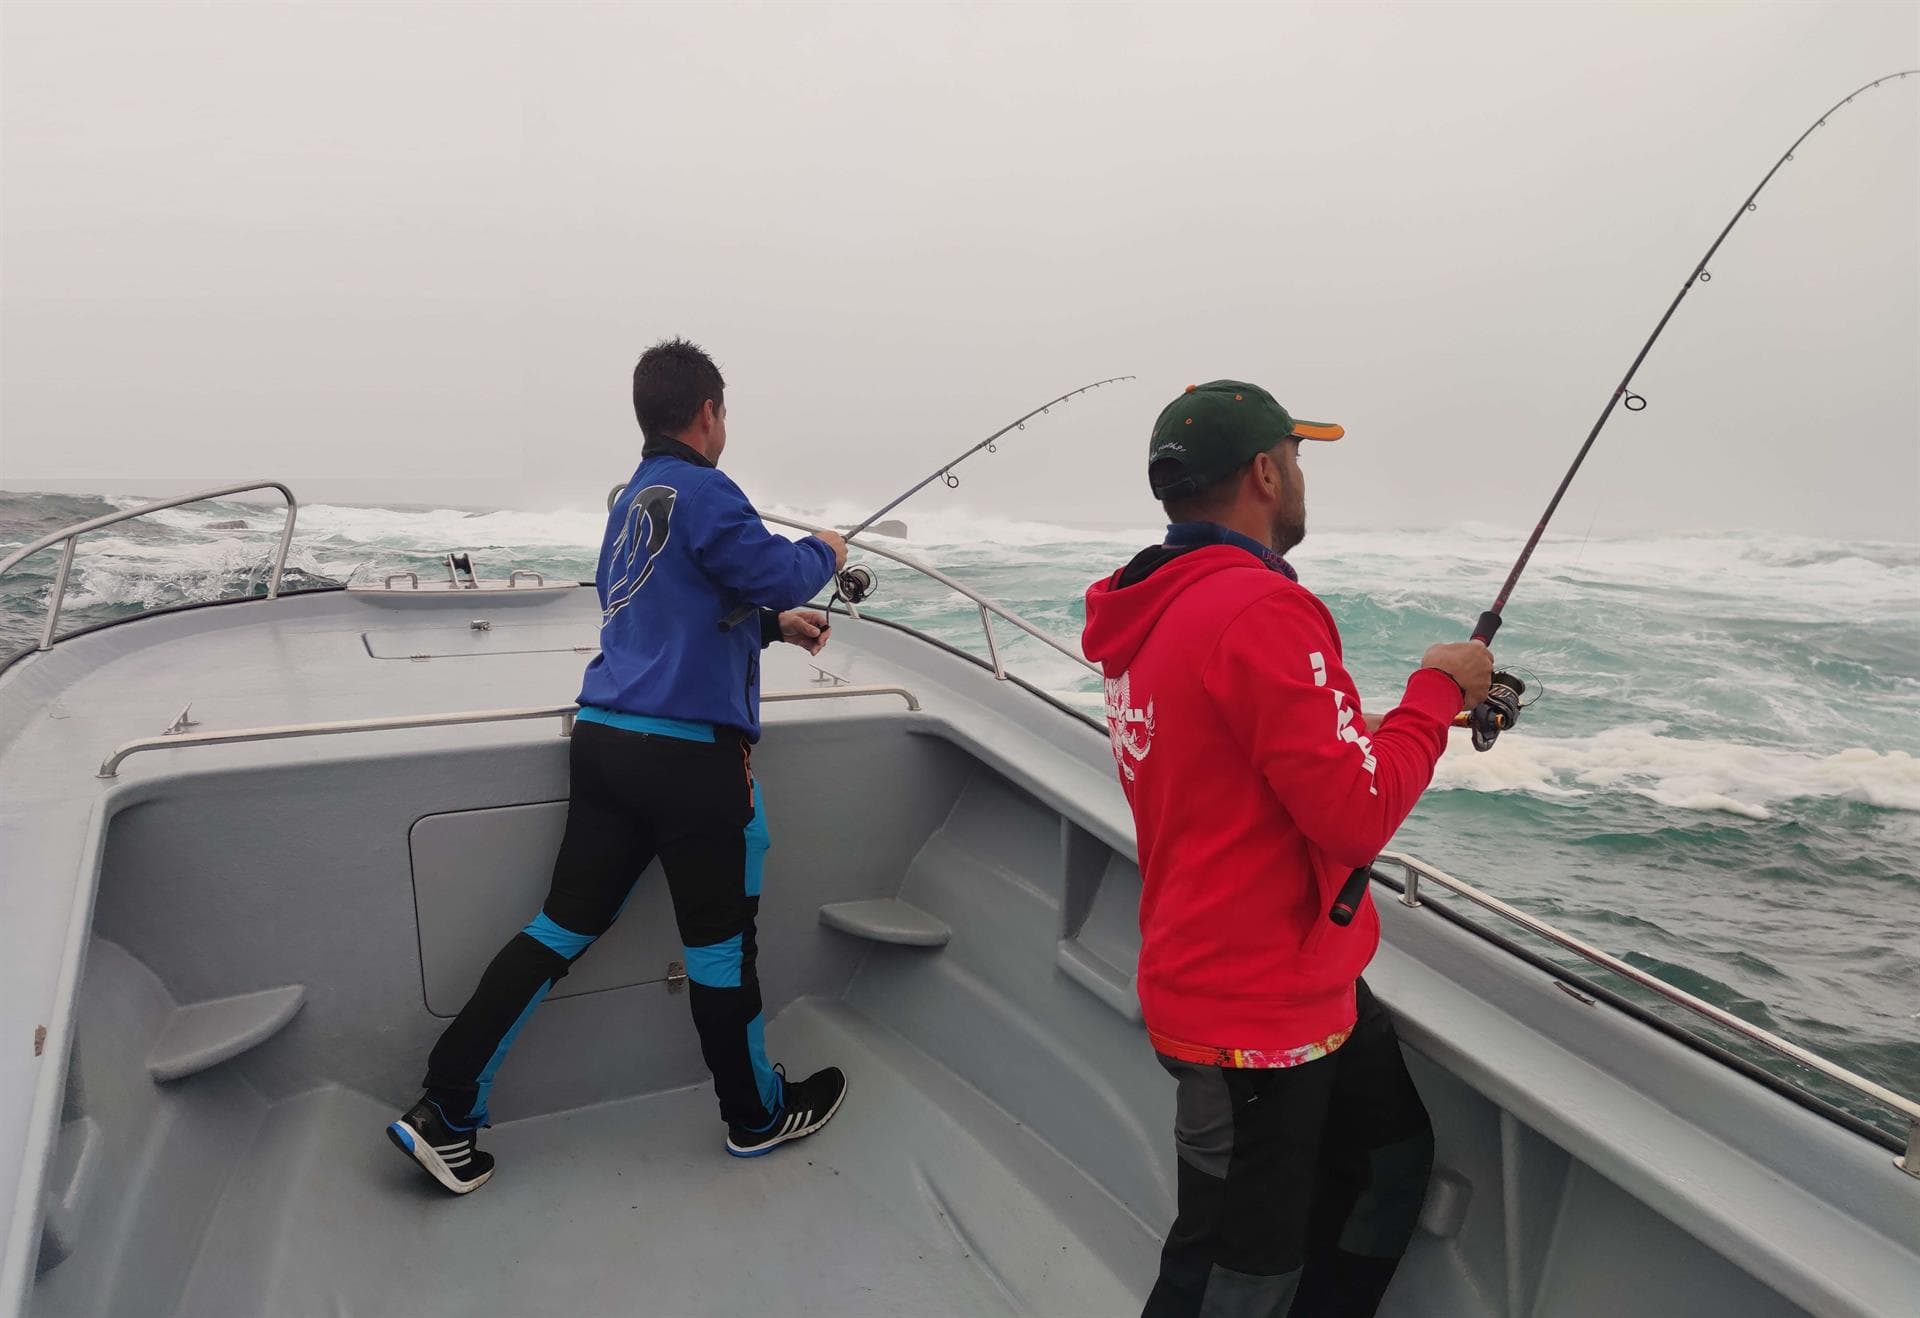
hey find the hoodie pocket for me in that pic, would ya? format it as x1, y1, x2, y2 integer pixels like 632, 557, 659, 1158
1296, 861, 1355, 957
1299, 914, 1336, 958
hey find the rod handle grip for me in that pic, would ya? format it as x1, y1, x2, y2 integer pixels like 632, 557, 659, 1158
718, 603, 757, 632
1471, 611, 1502, 646
1328, 866, 1373, 926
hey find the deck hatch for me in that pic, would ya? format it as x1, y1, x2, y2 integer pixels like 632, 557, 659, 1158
410, 802, 681, 1015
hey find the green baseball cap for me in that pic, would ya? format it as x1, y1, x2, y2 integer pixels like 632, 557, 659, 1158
1146, 380, 1344, 499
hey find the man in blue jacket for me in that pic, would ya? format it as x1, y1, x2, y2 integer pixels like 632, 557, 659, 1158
387, 338, 851, 1193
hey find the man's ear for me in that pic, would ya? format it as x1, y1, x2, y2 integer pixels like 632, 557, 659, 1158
1252, 452, 1279, 502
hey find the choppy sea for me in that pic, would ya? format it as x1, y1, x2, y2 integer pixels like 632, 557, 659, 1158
3, 489, 1916, 1135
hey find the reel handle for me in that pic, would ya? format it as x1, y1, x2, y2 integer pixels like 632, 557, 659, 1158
716, 565, 876, 634
1468, 671, 1526, 752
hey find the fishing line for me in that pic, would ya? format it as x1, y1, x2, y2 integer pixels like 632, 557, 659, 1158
1329, 70, 1918, 926
719, 376, 1135, 631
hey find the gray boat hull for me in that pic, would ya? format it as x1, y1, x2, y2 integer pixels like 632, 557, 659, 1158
2, 585, 1914, 1315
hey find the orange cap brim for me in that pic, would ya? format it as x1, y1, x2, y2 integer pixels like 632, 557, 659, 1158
1290, 420, 1344, 442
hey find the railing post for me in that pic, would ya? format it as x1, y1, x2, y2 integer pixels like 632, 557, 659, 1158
1900, 1121, 1920, 1180
560, 709, 576, 737
267, 493, 298, 599
979, 605, 1005, 679
1399, 862, 1422, 909
39, 538, 79, 651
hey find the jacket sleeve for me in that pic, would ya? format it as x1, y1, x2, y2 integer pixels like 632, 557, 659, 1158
688, 473, 838, 610
1202, 590, 1462, 868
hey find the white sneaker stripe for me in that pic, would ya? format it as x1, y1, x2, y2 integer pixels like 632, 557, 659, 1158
433, 1142, 469, 1154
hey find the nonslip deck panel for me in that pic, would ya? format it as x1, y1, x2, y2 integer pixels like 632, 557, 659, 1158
173, 999, 1155, 1318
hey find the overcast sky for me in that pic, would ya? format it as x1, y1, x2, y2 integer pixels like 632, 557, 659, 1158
2, 2, 1915, 540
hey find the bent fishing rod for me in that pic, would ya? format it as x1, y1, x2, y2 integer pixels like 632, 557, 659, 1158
1329, 69, 1918, 926
719, 375, 1135, 631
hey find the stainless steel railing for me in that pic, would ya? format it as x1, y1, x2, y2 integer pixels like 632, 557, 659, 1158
1375, 849, 1920, 1177
757, 511, 1098, 680
0, 481, 300, 651
605, 483, 1095, 679
610, 483, 1096, 681
94, 685, 922, 778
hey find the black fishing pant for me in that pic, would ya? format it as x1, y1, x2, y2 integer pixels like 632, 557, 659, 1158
1143, 980, 1434, 1318
422, 719, 782, 1131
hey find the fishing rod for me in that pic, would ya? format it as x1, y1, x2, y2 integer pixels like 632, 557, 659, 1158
719, 375, 1135, 631
1329, 69, 1918, 926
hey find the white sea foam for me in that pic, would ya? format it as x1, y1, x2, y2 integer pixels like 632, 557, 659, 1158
769, 500, 1153, 551
77, 499, 1911, 614
1299, 527, 1919, 617
1431, 729, 1920, 818
57, 532, 341, 611
294, 502, 611, 550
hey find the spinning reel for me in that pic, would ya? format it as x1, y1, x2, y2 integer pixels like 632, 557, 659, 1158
831, 564, 877, 611
1468, 670, 1529, 752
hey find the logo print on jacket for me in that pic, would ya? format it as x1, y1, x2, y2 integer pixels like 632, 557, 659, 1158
1311, 650, 1379, 795
603, 485, 677, 624
1104, 670, 1155, 782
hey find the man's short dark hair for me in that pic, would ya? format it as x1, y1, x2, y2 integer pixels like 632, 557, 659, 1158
632, 338, 725, 441
1153, 459, 1240, 523
1154, 437, 1297, 522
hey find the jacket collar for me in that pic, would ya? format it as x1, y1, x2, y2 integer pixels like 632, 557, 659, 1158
1165, 521, 1298, 581
642, 436, 714, 469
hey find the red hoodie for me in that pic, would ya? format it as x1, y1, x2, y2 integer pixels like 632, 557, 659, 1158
1081, 540, 1461, 1054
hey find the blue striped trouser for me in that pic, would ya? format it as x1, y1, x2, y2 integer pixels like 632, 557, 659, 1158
422, 718, 781, 1130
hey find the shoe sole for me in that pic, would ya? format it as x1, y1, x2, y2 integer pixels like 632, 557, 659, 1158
386, 1120, 493, 1195
725, 1078, 849, 1158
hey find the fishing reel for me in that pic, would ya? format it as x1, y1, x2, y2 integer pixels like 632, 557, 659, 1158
833, 564, 876, 607
1467, 671, 1527, 752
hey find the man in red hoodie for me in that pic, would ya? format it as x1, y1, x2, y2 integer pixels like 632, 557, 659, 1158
1082, 380, 1493, 1318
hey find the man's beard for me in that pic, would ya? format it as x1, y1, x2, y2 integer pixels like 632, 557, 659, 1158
1273, 504, 1306, 557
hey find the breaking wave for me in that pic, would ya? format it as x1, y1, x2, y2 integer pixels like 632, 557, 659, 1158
1431, 730, 1920, 818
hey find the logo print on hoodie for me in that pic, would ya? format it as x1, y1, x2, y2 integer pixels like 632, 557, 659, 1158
1312, 650, 1379, 794
602, 485, 677, 624
1104, 670, 1155, 782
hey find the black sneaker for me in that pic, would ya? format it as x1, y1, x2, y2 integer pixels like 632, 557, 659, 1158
725, 1065, 847, 1158
387, 1098, 495, 1194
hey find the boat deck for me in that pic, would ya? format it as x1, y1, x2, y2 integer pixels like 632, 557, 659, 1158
177, 999, 1152, 1318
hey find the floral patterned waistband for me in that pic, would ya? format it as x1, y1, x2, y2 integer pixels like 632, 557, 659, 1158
1148, 1024, 1354, 1070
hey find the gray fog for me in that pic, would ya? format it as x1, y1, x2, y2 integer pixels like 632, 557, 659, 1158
2, 2, 1916, 541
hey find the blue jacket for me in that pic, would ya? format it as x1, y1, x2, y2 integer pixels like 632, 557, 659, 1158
578, 440, 838, 739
